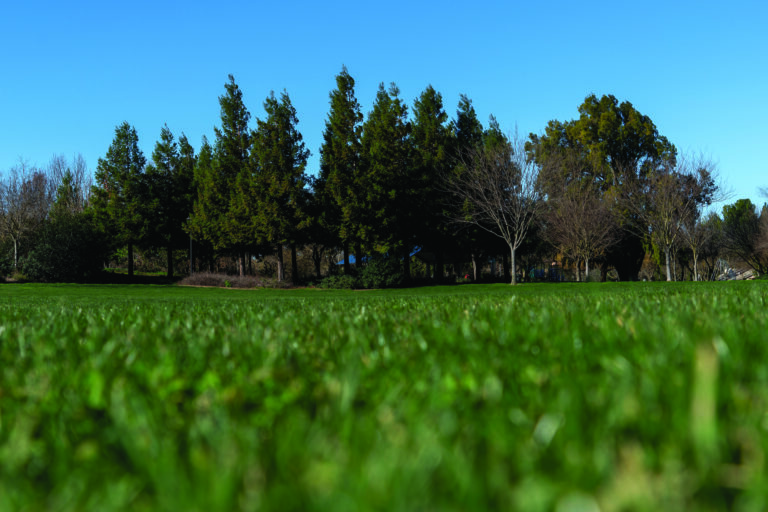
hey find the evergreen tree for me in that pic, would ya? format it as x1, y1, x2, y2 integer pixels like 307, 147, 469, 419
317, 66, 363, 273
145, 125, 195, 278
453, 94, 484, 157
251, 91, 309, 282
188, 75, 251, 275
186, 137, 217, 271
411, 85, 452, 280
92, 122, 147, 277
447, 95, 487, 279
359, 83, 413, 275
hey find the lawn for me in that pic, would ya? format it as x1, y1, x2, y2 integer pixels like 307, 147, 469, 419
1, 281, 767, 511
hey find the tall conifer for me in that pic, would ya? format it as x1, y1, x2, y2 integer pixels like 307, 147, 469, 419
92, 122, 147, 277
317, 66, 363, 273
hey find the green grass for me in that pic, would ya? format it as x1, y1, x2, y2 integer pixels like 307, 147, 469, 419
2, 281, 768, 511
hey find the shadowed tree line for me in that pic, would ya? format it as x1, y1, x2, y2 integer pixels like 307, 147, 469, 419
1, 70, 763, 284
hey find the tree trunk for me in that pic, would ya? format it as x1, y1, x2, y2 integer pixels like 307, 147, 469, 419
277, 244, 284, 282
238, 252, 246, 277
291, 244, 298, 285
12, 237, 18, 270
585, 257, 590, 282
510, 246, 517, 285
693, 250, 699, 282
471, 253, 478, 281
167, 244, 174, 279
665, 247, 672, 282
575, 259, 581, 282
128, 243, 134, 277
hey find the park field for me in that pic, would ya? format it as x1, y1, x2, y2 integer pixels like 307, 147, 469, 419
1, 281, 768, 511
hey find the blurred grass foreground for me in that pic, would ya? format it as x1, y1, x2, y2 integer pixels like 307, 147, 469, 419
1, 281, 768, 511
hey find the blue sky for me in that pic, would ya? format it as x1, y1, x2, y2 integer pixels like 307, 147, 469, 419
2, 0, 766, 210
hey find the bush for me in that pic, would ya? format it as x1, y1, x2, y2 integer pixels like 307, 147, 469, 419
357, 258, 403, 289
179, 272, 291, 289
23, 213, 109, 282
318, 274, 358, 289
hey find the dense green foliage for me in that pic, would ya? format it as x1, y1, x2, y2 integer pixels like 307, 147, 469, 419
316, 66, 364, 273
3, 72, 765, 283
91, 122, 147, 276
2, 282, 768, 510
22, 211, 108, 282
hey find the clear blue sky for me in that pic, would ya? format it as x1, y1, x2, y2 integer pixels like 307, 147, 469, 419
2, 0, 766, 210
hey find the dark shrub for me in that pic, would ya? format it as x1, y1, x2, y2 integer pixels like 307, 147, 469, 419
179, 272, 290, 289
357, 258, 403, 289
23, 212, 109, 282
318, 274, 358, 289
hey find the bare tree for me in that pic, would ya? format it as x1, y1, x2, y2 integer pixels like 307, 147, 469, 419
628, 154, 718, 281
47, 154, 93, 214
540, 149, 618, 281
677, 156, 728, 281
445, 131, 544, 285
48, 154, 92, 211
545, 183, 618, 281
0, 161, 54, 268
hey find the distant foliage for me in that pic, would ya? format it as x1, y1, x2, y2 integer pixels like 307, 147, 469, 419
357, 258, 403, 289
23, 212, 108, 282
318, 273, 358, 289
179, 271, 289, 289
319, 258, 403, 289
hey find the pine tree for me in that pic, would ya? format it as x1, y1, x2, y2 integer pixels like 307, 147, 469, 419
317, 66, 363, 274
359, 83, 413, 275
251, 91, 309, 282
412, 85, 452, 280
145, 125, 195, 278
92, 122, 147, 277
188, 75, 251, 275
449, 95, 487, 280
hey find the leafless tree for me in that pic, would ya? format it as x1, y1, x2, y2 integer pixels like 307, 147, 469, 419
627, 153, 718, 281
539, 149, 618, 281
0, 161, 54, 268
47, 154, 93, 213
677, 156, 728, 281
445, 132, 544, 285
545, 182, 618, 281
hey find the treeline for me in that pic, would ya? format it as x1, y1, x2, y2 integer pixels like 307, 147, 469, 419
1, 69, 766, 284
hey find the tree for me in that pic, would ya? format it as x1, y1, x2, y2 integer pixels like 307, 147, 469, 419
250, 91, 310, 283
629, 154, 717, 281
452, 94, 484, 157
187, 75, 252, 275
528, 94, 676, 280
92, 122, 147, 277
411, 85, 452, 280
359, 82, 413, 276
721, 199, 768, 275
544, 169, 618, 281
23, 208, 108, 283
446, 94, 487, 279
317, 66, 364, 274
47, 154, 92, 214
446, 131, 544, 285
0, 162, 53, 269
145, 125, 196, 278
